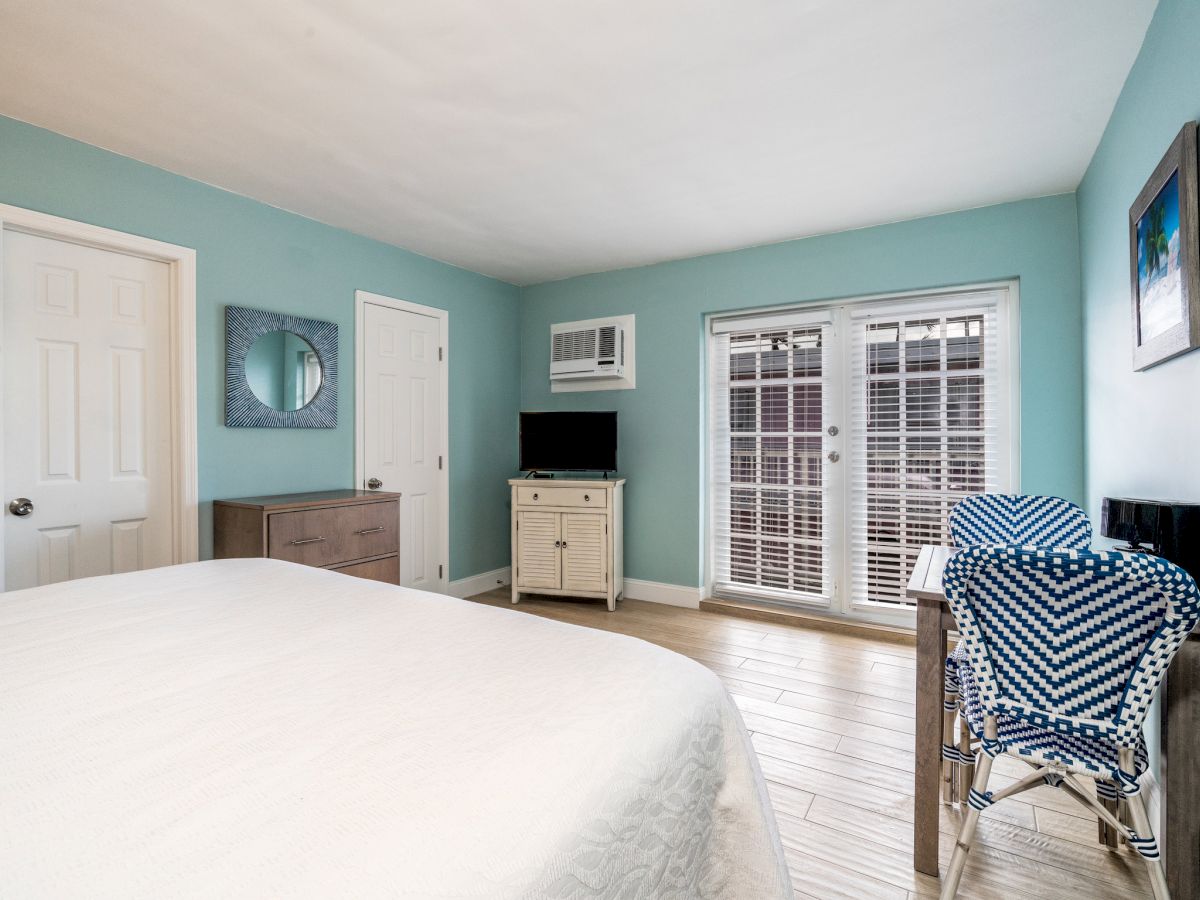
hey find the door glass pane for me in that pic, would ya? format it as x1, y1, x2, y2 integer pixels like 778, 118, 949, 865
854, 305, 998, 607
714, 324, 830, 604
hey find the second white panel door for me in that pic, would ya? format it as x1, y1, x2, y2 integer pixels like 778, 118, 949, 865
361, 301, 444, 591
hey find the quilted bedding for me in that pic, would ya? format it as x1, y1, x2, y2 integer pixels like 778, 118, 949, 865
0, 558, 791, 898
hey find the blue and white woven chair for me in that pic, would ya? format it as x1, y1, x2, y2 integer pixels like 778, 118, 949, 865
941, 494, 1093, 806
939, 546, 1200, 900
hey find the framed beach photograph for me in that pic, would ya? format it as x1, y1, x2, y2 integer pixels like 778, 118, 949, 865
1129, 121, 1200, 370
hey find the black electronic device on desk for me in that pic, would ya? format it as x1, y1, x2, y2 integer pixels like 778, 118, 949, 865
1101, 497, 1200, 578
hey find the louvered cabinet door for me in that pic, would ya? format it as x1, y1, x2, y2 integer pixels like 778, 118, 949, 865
560, 513, 607, 593
515, 511, 561, 590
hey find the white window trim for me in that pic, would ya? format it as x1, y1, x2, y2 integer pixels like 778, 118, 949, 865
703, 279, 1020, 628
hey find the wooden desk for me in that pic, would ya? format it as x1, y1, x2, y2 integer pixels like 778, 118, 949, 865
907, 544, 1200, 898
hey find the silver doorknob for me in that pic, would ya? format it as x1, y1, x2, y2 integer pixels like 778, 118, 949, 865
827, 451, 840, 463
8, 498, 33, 517
366, 477, 383, 490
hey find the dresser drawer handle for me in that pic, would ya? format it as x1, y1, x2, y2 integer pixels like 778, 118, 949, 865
289, 536, 326, 546
355, 526, 386, 535
584, 494, 590, 501
532, 492, 538, 500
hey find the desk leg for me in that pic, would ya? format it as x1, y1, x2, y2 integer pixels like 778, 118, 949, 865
1165, 640, 1200, 900
915, 596, 946, 877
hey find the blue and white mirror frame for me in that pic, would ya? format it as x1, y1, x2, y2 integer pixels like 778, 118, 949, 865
224, 305, 338, 428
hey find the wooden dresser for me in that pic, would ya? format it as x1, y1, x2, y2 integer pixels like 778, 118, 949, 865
213, 490, 401, 584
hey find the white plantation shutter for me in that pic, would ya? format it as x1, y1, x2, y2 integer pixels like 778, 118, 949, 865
710, 309, 833, 605
848, 292, 1007, 608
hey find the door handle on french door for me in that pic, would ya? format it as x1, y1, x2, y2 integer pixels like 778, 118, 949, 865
366, 477, 383, 489
8, 497, 33, 517
827, 451, 841, 463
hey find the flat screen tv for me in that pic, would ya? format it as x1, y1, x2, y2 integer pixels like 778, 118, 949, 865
519, 411, 617, 473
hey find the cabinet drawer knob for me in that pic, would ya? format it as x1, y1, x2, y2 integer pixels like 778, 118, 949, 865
554, 540, 561, 547
561, 541, 568, 548
355, 526, 386, 535
584, 494, 590, 501
289, 536, 326, 546
533, 493, 538, 500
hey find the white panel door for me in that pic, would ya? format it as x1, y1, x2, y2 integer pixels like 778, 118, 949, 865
3, 231, 173, 590
361, 301, 443, 591
560, 512, 606, 593
515, 511, 560, 590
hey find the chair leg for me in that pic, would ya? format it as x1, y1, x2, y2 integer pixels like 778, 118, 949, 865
942, 661, 958, 804
1125, 790, 1169, 900
958, 714, 974, 804
940, 747, 995, 899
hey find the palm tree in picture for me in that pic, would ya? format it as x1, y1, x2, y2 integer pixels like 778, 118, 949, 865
1143, 199, 1169, 283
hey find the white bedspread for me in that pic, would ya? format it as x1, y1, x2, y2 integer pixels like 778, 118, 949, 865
1, 559, 791, 899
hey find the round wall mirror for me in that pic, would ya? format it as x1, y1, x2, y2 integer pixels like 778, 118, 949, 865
244, 330, 322, 411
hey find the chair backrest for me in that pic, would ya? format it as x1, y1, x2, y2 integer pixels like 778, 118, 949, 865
943, 545, 1200, 747
949, 494, 1092, 550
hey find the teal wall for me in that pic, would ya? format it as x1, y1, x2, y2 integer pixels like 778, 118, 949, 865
1077, 0, 1200, 780
0, 115, 521, 578
521, 195, 1085, 588
1078, 0, 1200, 523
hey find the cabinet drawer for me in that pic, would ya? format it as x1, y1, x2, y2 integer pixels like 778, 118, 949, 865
269, 500, 399, 567
514, 486, 607, 509
331, 555, 400, 584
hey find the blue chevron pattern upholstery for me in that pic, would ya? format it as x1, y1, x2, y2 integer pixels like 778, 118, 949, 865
948, 494, 1092, 551
943, 546, 1200, 782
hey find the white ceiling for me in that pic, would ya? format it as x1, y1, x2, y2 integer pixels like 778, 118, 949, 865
0, 1, 1156, 285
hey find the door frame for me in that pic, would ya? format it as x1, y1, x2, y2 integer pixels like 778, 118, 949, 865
354, 289, 450, 593
0, 203, 199, 587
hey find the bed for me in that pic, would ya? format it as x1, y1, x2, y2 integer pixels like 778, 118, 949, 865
1, 558, 791, 898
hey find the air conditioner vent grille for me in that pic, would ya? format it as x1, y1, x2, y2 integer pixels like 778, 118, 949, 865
552, 329, 597, 362
597, 325, 616, 360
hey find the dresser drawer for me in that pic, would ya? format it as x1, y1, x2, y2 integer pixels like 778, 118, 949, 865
515, 486, 607, 509
330, 555, 400, 584
268, 500, 399, 567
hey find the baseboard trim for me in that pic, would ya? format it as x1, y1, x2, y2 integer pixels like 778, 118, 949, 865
623, 578, 703, 609
448, 566, 511, 599
700, 597, 916, 645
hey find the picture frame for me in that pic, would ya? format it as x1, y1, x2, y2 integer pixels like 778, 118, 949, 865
224, 305, 338, 428
1129, 121, 1200, 371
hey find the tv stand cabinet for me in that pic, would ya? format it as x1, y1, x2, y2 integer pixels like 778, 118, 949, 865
509, 477, 624, 611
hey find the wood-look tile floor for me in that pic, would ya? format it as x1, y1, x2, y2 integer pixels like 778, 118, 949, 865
465, 590, 1152, 900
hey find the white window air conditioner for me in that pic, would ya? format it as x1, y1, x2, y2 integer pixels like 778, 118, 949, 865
550, 320, 626, 381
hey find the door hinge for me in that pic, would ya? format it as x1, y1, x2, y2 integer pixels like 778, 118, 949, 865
439, 346, 444, 362
438, 455, 443, 470
439, 564, 444, 580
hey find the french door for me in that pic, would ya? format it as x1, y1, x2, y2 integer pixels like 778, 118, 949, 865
708, 286, 1014, 622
